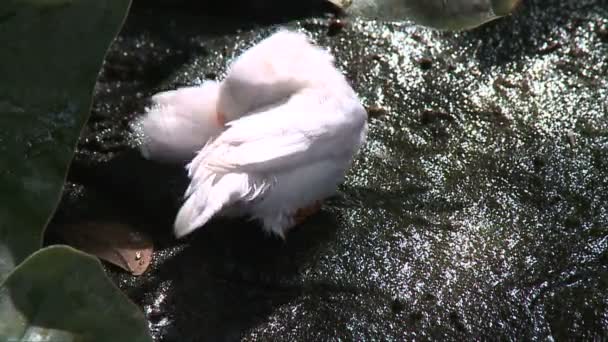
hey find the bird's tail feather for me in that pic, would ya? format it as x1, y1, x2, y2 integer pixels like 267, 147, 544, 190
132, 82, 223, 163
174, 173, 251, 238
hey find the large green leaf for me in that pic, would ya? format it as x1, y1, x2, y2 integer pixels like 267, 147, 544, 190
0, 245, 153, 342
330, 0, 521, 30
0, 0, 131, 280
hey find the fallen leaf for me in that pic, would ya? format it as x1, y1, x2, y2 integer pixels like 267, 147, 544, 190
328, 0, 352, 8
328, 0, 522, 31
56, 222, 153, 275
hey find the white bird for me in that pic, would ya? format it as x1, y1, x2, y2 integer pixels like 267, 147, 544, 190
136, 30, 368, 239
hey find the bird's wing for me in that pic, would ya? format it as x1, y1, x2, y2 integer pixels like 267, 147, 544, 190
189, 89, 367, 175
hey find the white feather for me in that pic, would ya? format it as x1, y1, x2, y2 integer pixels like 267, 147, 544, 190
217, 29, 338, 121
135, 81, 224, 163
174, 84, 367, 237
174, 173, 253, 238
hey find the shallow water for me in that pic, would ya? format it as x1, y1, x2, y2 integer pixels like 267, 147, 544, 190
51, 0, 607, 340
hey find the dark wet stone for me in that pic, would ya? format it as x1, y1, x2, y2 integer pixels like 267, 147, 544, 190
366, 105, 388, 120
417, 56, 433, 70
327, 18, 347, 36
49, 0, 608, 340
390, 297, 405, 313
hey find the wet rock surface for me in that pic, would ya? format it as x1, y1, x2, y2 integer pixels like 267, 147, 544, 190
49, 0, 607, 340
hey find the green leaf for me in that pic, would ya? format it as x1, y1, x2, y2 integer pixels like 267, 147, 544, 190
330, 0, 521, 30
0, 245, 153, 342
0, 0, 131, 280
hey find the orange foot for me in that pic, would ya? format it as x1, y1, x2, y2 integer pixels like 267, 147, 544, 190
216, 111, 226, 126
293, 200, 323, 226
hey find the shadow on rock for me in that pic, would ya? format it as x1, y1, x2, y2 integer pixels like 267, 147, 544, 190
131, 0, 339, 26
54, 149, 189, 242
53, 148, 349, 341
131, 211, 341, 341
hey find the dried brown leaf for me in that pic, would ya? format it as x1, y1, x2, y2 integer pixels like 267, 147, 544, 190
56, 222, 153, 276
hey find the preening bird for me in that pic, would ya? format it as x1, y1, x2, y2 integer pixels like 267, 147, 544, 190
135, 30, 368, 239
